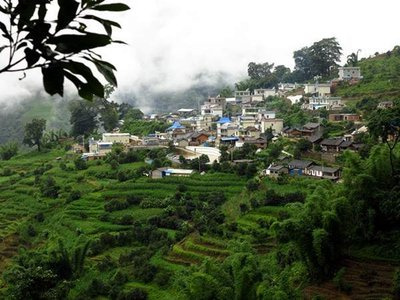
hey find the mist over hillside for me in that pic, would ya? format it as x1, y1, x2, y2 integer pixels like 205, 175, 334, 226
114, 71, 236, 113
0, 71, 236, 144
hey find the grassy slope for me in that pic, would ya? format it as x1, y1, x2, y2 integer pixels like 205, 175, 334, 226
0, 150, 247, 298
0, 149, 398, 299
334, 50, 400, 104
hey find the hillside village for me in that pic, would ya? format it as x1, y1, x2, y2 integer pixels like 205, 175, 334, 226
82, 66, 368, 181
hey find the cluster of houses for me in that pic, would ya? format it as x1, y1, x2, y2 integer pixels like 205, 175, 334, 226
76, 67, 368, 181
266, 159, 341, 181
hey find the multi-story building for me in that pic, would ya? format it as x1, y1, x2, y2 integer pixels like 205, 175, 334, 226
338, 67, 362, 80
102, 133, 130, 144
260, 118, 284, 134
254, 88, 277, 98
196, 115, 214, 131
305, 96, 342, 110
304, 83, 331, 96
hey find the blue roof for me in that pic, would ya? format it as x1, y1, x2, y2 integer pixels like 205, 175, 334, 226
217, 117, 231, 124
221, 136, 239, 142
167, 121, 185, 130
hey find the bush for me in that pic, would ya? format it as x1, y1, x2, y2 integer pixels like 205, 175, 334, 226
34, 212, 45, 222
333, 267, 352, 294
74, 157, 88, 170
117, 288, 148, 300
109, 159, 119, 170
105, 199, 129, 212
153, 269, 172, 287
393, 268, 400, 298
0, 142, 18, 160
40, 176, 60, 198
27, 225, 37, 237
67, 190, 81, 203
246, 179, 260, 191
126, 195, 142, 205
115, 214, 134, 225
2, 167, 13, 176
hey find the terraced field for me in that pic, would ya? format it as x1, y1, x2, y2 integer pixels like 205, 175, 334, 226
304, 258, 398, 300
165, 234, 230, 266
0, 149, 249, 298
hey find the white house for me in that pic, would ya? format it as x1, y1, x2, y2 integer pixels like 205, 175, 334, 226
102, 133, 130, 144
304, 83, 331, 96
305, 96, 342, 110
196, 114, 214, 131
260, 118, 284, 134
254, 88, 277, 98
257, 110, 276, 121
338, 67, 362, 80
287, 95, 303, 105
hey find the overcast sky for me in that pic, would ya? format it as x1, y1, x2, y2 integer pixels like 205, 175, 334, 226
1, 0, 400, 106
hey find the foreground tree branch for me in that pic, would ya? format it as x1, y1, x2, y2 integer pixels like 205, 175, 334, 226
0, 0, 130, 100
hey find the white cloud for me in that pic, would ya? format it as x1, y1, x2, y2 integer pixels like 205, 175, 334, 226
1, 0, 400, 107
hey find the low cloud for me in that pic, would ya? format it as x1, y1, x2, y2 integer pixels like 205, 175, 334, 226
1, 0, 400, 110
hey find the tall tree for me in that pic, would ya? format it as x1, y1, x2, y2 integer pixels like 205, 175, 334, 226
0, 0, 129, 100
368, 105, 400, 179
247, 62, 274, 80
23, 118, 46, 151
309, 38, 342, 77
69, 100, 98, 137
293, 38, 342, 80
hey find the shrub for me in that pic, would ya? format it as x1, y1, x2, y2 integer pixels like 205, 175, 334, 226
74, 157, 87, 170
59, 162, 67, 171
333, 267, 352, 294
239, 203, 249, 214
117, 288, 148, 300
115, 215, 134, 225
177, 184, 187, 193
153, 269, 172, 287
126, 195, 142, 205
40, 176, 60, 198
246, 179, 260, 191
117, 170, 129, 182
67, 190, 81, 203
109, 159, 119, 170
27, 225, 36, 237
97, 255, 117, 272
105, 199, 129, 212
393, 268, 400, 298
34, 212, 45, 222
76, 175, 84, 183
2, 167, 13, 176
86, 279, 110, 297
0, 142, 18, 160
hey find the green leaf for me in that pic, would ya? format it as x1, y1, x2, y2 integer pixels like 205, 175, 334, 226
48, 33, 111, 53
111, 40, 127, 45
90, 3, 130, 11
38, 3, 47, 21
56, 0, 79, 31
14, 1, 36, 30
24, 48, 40, 67
0, 45, 9, 54
81, 15, 121, 36
84, 57, 117, 86
64, 70, 93, 101
60, 61, 104, 98
0, 21, 12, 41
42, 64, 64, 96
16, 41, 27, 50
82, 0, 105, 8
